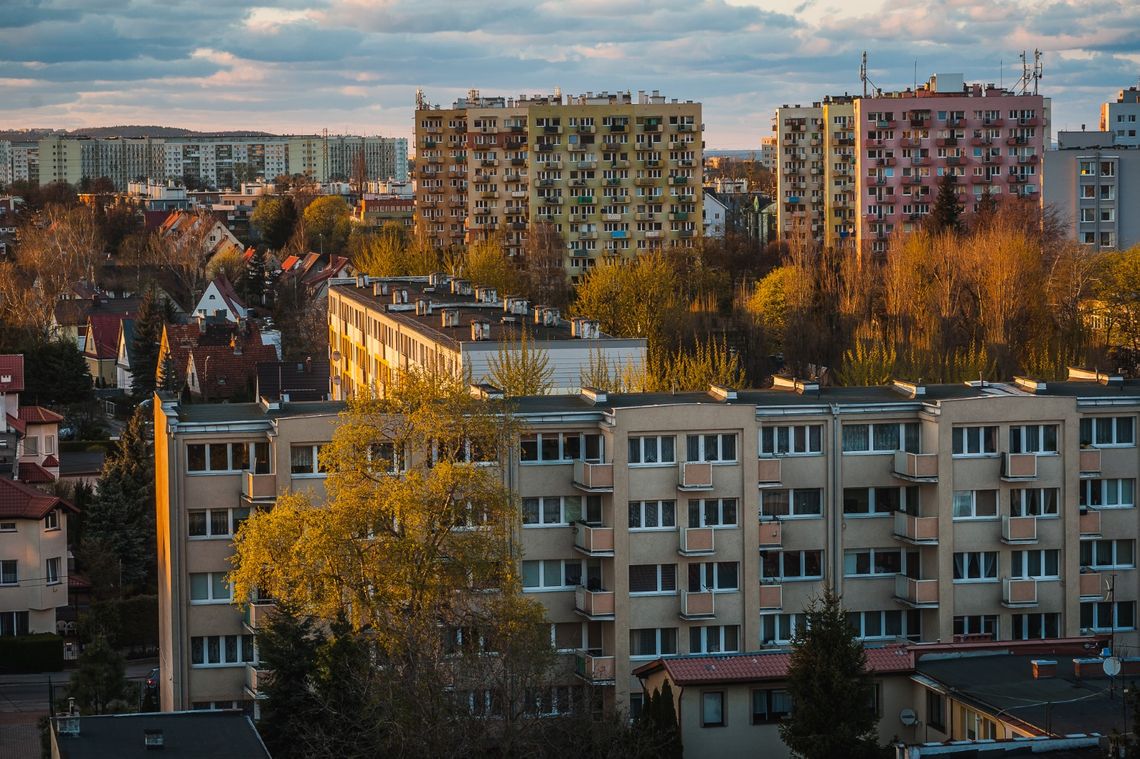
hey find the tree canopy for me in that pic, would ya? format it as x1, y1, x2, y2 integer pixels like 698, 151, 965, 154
302, 195, 352, 255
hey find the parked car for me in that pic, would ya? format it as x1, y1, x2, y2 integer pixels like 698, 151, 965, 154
145, 667, 159, 693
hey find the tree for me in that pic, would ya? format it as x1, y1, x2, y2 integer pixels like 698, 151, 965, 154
573, 254, 686, 350
637, 681, 683, 759
251, 197, 298, 251
487, 326, 553, 396
779, 589, 882, 759
130, 291, 165, 400
12, 338, 94, 408
144, 211, 216, 305
523, 223, 571, 310
240, 247, 268, 306
303, 196, 352, 255
747, 265, 795, 348
82, 409, 155, 589
68, 636, 129, 714
927, 173, 963, 235
457, 234, 525, 297
256, 606, 325, 759
205, 247, 245, 284
157, 350, 181, 394
351, 222, 408, 276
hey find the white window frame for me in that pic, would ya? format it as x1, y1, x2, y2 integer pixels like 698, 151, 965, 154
522, 496, 586, 527
0, 560, 16, 585
759, 424, 822, 457
629, 564, 677, 595
289, 444, 327, 477
629, 627, 678, 660
842, 422, 919, 454
689, 625, 740, 654
188, 507, 250, 539
187, 442, 255, 474
760, 488, 823, 520
843, 486, 916, 517
627, 435, 676, 466
1009, 424, 1058, 454
1012, 613, 1060, 640
952, 426, 998, 456
1081, 539, 1136, 570
520, 432, 604, 464
847, 609, 919, 641
954, 614, 998, 638
760, 549, 824, 581
685, 433, 737, 463
1010, 549, 1060, 579
521, 559, 583, 592
44, 510, 59, 531
190, 571, 234, 604
844, 548, 913, 578
952, 490, 998, 520
46, 557, 61, 585
190, 634, 255, 668
687, 498, 738, 528
1081, 416, 1135, 448
1080, 479, 1135, 509
688, 561, 740, 592
1081, 600, 1136, 632
1009, 488, 1059, 517
628, 499, 676, 530
0, 523, 15, 533
953, 551, 998, 582
760, 612, 805, 645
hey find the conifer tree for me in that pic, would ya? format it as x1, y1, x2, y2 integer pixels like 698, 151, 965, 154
240, 247, 267, 306
256, 606, 324, 759
157, 350, 180, 395
130, 291, 164, 400
928, 173, 963, 235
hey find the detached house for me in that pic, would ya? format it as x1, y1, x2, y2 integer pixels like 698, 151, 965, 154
192, 275, 247, 323
158, 321, 280, 402
84, 313, 134, 387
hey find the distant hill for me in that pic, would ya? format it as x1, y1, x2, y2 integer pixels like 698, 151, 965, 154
0, 126, 279, 140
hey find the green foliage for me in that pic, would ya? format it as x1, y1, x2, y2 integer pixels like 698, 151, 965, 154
130, 291, 164, 400
7, 337, 94, 408
302, 196, 352, 254
0, 634, 63, 674
779, 589, 882, 759
251, 197, 298, 251
573, 254, 686, 349
256, 606, 325, 759
637, 681, 683, 759
487, 326, 553, 396
747, 265, 794, 346
67, 636, 129, 714
350, 222, 409, 277
927, 173, 963, 235
157, 350, 180, 394
81, 595, 158, 653
625, 337, 745, 393
836, 339, 896, 387
240, 247, 268, 305
456, 234, 525, 297
579, 347, 621, 393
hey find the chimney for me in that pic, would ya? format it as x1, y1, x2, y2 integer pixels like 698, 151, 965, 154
441, 309, 459, 328
1031, 659, 1057, 679
144, 728, 165, 749
470, 319, 491, 341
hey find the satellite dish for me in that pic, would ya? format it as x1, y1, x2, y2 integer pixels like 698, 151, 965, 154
899, 708, 918, 726
1104, 657, 1122, 677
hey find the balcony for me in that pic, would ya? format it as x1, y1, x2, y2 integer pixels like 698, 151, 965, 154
759, 583, 783, 610
608, 123, 627, 133
1079, 509, 1101, 537
244, 664, 269, 699
895, 575, 939, 608
242, 599, 275, 632
893, 511, 938, 545
668, 212, 688, 221
1001, 453, 1037, 480
678, 526, 715, 556
1079, 448, 1101, 477
680, 589, 715, 620
678, 462, 713, 490
574, 587, 615, 620
1079, 571, 1105, 600
758, 520, 782, 548
241, 471, 277, 505
573, 523, 614, 557
893, 452, 937, 482
1001, 515, 1038, 544
757, 458, 781, 487
1002, 578, 1038, 607
574, 652, 615, 685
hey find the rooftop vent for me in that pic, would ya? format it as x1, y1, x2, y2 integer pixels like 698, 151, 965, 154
372, 282, 387, 297
429, 271, 450, 287
709, 384, 737, 401
470, 319, 491, 341
534, 306, 560, 327
1013, 376, 1047, 393
772, 375, 819, 395
580, 386, 607, 405
468, 382, 503, 400
474, 285, 498, 304
355, 274, 367, 288
503, 296, 529, 316
1031, 659, 1056, 680
890, 380, 925, 398
570, 318, 599, 339
144, 728, 164, 749
415, 299, 432, 316
451, 279, 473, 296
391, 288, 409, 305
441, 309, 460, 328
1067, 367, 1123, 386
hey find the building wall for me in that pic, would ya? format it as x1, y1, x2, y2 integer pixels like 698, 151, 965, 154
774, 104, 824, 240
822, 100, 857, 249
1101, 88, 1140, 147
0, 511, 70, 634
1043, 146, 1140, 251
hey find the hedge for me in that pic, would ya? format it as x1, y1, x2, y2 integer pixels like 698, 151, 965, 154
0, 633, 64, 673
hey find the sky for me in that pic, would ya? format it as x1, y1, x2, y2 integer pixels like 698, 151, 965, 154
1, 0, 1139, 149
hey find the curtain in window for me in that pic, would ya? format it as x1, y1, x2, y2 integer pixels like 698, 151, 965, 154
290, 446, 313, 474
874, 424, 900, 452
953, 553, 966, 579
981, 552, 996, 578
843, 425, 869, 451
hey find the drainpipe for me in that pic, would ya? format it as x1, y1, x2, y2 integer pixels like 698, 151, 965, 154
830, 404, 843, 592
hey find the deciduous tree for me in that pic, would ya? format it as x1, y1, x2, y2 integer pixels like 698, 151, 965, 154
487, 326, 554, 396
251, 197, 299, 251
302, 196, 352, 255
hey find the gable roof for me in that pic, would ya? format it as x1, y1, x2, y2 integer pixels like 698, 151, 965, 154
117, 319, 136, 366
256, 359, 330, 402
195, 274, 246, 319
633, 645, 914, 686
0, 355, 25, 393
0, 476, 74, 519
85, 314, 133, 360
6, 414, 26, 435
18, 462, 56, 484
18, 406, 64, 425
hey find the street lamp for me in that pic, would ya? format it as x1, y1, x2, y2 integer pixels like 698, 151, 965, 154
203, 355, 211, 403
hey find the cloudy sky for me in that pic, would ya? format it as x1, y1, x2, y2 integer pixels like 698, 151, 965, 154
2, 0, 1138, 148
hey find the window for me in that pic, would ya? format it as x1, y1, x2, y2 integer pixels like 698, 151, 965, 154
0, 523, 14, 532
1081, 416, 1135, 447
760, 489, 822, 519
629, 564, 676, 594
952, 426, 998, 455
842, 423, 919, 453
760, 613, 805, 644
523, 496, 593, 526
46, 557, 60, 585
844, 549, 916, 577
952, 490, 997, 520
688, 562, 739, 592
1009, 488, 1059, 517
701, 692, 725, 727
690, 625, 739, 654
686, 433, 737, 463
846, 609, 920, 640
760, 425, 822, 456
521, 559, 583, 591
368, 442, 405, 474
189, 572, 233, 603
289, 444, 327, 475
1081, 601, 1136, 631
628, 435, 676, 465
760, 550, 823, 581
0, 560, 16, 585
687, 498, 738, 528
843, 486, 916, 516
1009, 424, 1057, 453
521, 432, 604, 463
550, 622, 583, 651
188, 507, 250, 538
187, 442, 255, 473
629, 500, 676, 529
1080, 539, 1135, 569
962, 707, 997, 740
23, 437, 37, 456
953, 552, 998, 581
1080, 479, 1135, 509
752, 689, 793, 723
926, 691, 945, 731
1010, 549, 1060, 579
630, 627, 677, 658
190, 634, 255, 667
44, 510, 59, 530
954, 615, 998, 638
1012, 613, 1060, 640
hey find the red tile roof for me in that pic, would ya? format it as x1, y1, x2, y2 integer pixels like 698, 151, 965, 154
633, 645, 914, 685
41, 455, 59, 468
209, 274, 246, 316
18, 406, 64, 424
85, 313, 133, 359
18, 462, 57, 484
0, 476, 73, 519
0, 355, 25, 392
6, 414, 26, 435
189, 328, 279, 400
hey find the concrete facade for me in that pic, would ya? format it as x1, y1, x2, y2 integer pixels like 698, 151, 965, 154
1043, 131, 1140, 251
1100, 86, 1140, 148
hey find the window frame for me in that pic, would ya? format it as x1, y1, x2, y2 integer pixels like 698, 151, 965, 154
842, 422, 919, 454
952, 490, 998, 521
1081, 600, 1136, 632
687, 498, 739, 528
685, 433, 738, 464
627, 435, 676, 466
951, 425, 998, 457
628, 499, 677, 530
187, 442, 258, 474
629, 627, 678, 659
1080, 416, 1136, 448
759, 424, 823, 457
760, 488, 823, 520
190, 633, 255, 668
1009, 424, 1058, 454
1010, 549, 1060, 580
752, 688, 793, 724
689, 625, 740, 654
189, 571, 234, 604
188, 507, 250, 539
1080, 539, 1136, 570
289, 443, 327, 477
521, 559, 584, 592
44, 509, 59, 531
1080, 478, 1136, 510
0, 559, 17, 586
952, 551, 999, 583
1009, 488, 1059, 518
521, 431, 605, 464
700, 691, 726, 728
628, 564, 678, 595
760, 549, 824, 582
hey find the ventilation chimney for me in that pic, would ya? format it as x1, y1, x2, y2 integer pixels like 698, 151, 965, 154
470, 319, 491, 340
580, 386, 607, 405
372, 282, 384, 297
1031, 659, 1057, 679
415, 299, 432, 316
441, 309, 459, 328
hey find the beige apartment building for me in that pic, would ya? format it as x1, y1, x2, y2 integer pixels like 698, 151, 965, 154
414, 89, 702, 276
155, 370, 1140, 716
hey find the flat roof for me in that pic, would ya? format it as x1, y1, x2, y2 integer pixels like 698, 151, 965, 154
175, 400, 345, 424
54, 710, 270, 758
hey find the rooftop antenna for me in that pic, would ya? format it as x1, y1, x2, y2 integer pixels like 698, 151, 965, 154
913, 58, 917, 92
860, 51, 880, 98
1032, 49, 1043, 95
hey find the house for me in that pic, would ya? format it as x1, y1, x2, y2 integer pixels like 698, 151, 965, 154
192, 275, 248, 323
157, 210, 243, 262
0, 354, 25, 478
255, 358, 331, 402
278, 252, 354, 300
1, 354, 63, 482
703, 190, 729, 238
53, 295, 141, 353
83, 313, 134, 387
49, 709, 271, 758
114, 319, 136, 393
157, 321, 280, 402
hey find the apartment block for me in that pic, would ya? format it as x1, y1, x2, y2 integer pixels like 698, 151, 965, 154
822, 98, 857, 248
156, 369, 1140, 716
1100, 86, 1140, 147
855, 73, 1047, 254
414, 89, 703, 273
285, 136, 408, 185
326, 274, 646, 398
773, 103, 825, 240
1043, 130, 1140, 251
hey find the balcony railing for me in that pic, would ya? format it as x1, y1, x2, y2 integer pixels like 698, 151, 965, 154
759, 583, 783, 610
242, 599, 275, 632
894, 575, 939, 608
680, 589, 715, 619
242, 471, 277, 504
572, 461, 613, 492
678, 526, 715, 556
574, 587, 615, 620
1001, 515, 1038, 543
245, 665, 269, 698
893, 511, 938, 545
678, 462, 713, 490
893, 452, 937, 482
1079, 448, 1101, 477
758, 520, 782, 548
1002, 578, 1038, 607
574, 652, 615, 684
1079, 571, 1104, 600
573, 523, 614, 557
1001, 452, 1038, 480
1079, 509, 1101, 537
757, 458, 781, 487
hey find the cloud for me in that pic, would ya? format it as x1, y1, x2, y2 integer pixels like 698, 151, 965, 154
0, 0, 1136, 146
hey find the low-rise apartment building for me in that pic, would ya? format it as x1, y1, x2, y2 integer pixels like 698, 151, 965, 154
155, 370, 1140, 718
1043, 130, 1140, 251
1100, 86, 1140, 148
